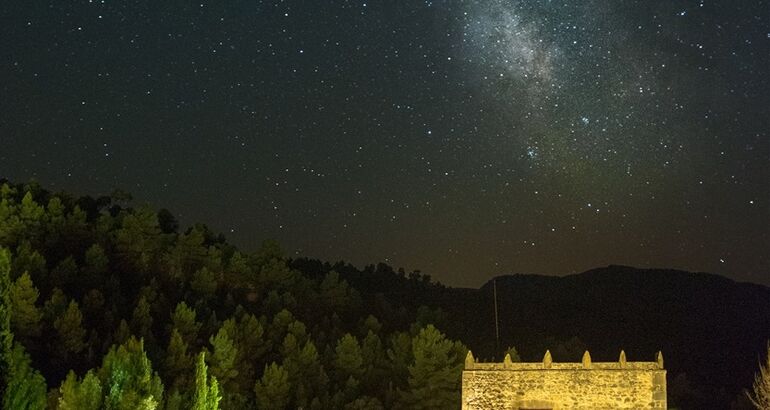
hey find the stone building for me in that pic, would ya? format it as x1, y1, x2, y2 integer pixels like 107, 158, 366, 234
461, 350, 666, 409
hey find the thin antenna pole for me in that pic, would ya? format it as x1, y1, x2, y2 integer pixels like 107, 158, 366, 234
494, 278, 500, 356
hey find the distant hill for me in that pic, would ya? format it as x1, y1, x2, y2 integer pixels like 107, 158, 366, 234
2, 178, 765, 409
429, 265, 770, 409
291, 260, 770, 408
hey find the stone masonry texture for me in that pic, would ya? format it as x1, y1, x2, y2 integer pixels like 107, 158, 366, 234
461, 351, 666, 410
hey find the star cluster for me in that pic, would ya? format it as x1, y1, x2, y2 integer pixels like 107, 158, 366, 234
2, 0, 768, 286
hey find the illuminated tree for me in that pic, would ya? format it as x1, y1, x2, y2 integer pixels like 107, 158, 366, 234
747, 343, 770, 409
3, 344, 47, 410
207, 326, 238, 389
397, 325, 466, 410
3, 248, 47, 410
171, 301, 201, 346
192, 352, 221, 410
335, 333, 364, 380
9, 272, 42, 344
98, 337, 164, 410
58, 370, 102, 410
254, 362, 291, 410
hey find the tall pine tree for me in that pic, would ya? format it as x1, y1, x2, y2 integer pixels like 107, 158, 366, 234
192, 352, 221, 410
397, 325, 466, 410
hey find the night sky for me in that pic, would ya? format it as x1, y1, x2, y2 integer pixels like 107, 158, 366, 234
2, 0, 769, 287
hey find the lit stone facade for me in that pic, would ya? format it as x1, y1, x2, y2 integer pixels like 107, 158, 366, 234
461, 350, 666, 410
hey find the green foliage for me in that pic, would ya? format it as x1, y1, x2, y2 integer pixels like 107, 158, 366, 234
114, 207, 161, 272
258, 258, 295, 290
0, 198, 24, 246
98, 337, 164, 410
43, 287, 68, 321
170, 302, 201, 346
50, 256, 78, 289
192, 352, 221, 410
386, 332, 413, 388
131, 296, 153, 340
191, 267, 218, 298
1, 248, 14, 394
164, 391, 184, 410
112, 319, 132, 346
11, 242, 46, 283
254, 362, 291, 410
58, 370, 102, 410
84, 244, 109, 279
321, 271, 355, 311
397, 325, 466, 410
54, 300, 87, 356
0, 182, 482, 410
207, 326, 238, 388
163, 227, 206, 281
163, 329, 193, 392
3, 343, 47, 410
335, 333, 364, 380
225, 251, 251, 283
10, 272, 42, 341
360, 330, 387, 396
19, 192, 45, 241
253, 239, 284, 267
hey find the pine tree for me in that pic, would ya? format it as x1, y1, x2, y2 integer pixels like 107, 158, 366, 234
254, 362, 291, 410
0, 196, 24, 246
230, 313, 269, 390
164, 328, 193, 392
335, 333, 364, 380
171, 301, 201, 346
114, 207, 162, 273
192, 352, 221, 410
397, 325, 465, 410
131, 295, 153, 340
11, 242, 46, 285
3, 247, 45, 409
54, 300, 87, 357
58, 370, 102, 410
3, 344, 47, 410
9, 272, 42, 341
18, 192, 44, 242
360, 330, 387, 398
98, 337, 164, 410
191, 267, 218, 299
208, 326, 239, 388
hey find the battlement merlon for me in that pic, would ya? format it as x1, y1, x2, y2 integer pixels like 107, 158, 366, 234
463, 350, 665, 371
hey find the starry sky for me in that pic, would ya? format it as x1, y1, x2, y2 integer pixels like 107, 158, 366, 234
2, 0, 769, 287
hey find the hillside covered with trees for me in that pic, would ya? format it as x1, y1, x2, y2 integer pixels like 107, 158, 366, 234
1, 179, 768, 409
0, 180, 467, 409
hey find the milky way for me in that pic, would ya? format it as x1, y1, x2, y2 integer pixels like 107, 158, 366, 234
2, 0, 768, 286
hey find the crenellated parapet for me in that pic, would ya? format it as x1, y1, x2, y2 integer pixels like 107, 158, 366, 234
462, 349, 667, 409
463, 349, 665, 371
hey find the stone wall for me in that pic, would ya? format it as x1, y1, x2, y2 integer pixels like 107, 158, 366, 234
462, 351, 666, 410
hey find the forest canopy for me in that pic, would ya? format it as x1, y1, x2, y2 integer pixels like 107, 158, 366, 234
0, 180, 466, 409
